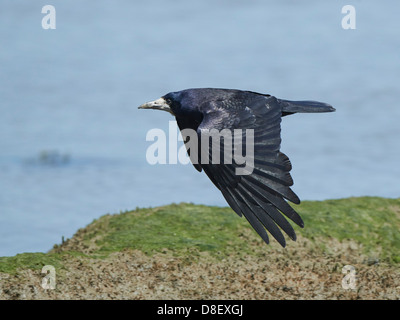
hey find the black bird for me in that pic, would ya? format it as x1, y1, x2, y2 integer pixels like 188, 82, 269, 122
139, 88, 335, 247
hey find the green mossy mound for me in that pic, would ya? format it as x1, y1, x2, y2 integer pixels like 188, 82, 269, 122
1, 197, 399, 275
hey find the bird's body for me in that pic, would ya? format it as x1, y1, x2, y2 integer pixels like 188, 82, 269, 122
139, 88, 335, 247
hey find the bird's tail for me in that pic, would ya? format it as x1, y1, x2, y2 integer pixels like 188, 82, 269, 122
278, 99, 335, 114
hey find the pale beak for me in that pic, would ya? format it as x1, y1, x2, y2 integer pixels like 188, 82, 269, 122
138, 97, 174, 115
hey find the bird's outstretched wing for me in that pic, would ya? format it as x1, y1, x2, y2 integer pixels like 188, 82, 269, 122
190, 94, 304, 247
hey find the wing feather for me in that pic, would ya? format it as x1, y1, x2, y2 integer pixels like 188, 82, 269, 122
178, 94, 304, 246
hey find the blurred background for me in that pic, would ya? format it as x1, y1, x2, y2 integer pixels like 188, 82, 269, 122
1, 0, 399, 256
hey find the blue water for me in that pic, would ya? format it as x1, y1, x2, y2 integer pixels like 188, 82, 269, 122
1, 1, 399, 256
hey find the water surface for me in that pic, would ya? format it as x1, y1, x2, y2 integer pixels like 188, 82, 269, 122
1, 0, 399, 256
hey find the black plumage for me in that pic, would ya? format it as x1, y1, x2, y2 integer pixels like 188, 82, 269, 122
139, 88, 335, 247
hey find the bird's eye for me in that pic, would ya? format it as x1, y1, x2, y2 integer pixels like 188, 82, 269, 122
165, 98, 172, 105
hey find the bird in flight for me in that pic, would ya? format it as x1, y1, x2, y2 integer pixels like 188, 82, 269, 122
139, 88, 335, 247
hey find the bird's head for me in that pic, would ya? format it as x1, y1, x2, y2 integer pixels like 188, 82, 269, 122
138, 89, 209, 119
138, 96, 175, 116
139, 89, 197, 115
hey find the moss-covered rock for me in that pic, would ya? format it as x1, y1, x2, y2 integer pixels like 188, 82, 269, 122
0, 197, 399, 299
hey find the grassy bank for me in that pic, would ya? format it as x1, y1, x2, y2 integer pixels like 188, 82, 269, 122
0, 197, 399, 299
